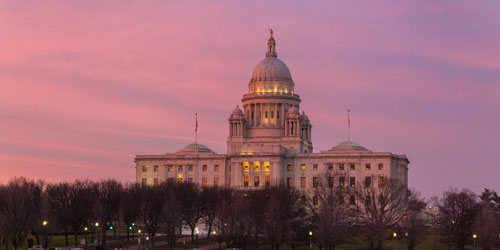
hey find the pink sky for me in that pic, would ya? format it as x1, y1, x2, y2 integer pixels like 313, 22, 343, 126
1, 1, 499, 198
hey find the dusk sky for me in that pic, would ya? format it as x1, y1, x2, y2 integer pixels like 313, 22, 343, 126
1, 1, 499, 198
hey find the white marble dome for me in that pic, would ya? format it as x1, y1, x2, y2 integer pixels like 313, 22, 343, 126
250, 57, 293, 83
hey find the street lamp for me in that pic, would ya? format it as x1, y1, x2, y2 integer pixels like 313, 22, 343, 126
42, 220, 48, 249
405, 232, 408, 249
393, 232, 397, 250
309, 231, 313, 250
473, 234, 477, 250
84, 227, 88, 249
212, 230, 217, 250
195, 227, 200, 250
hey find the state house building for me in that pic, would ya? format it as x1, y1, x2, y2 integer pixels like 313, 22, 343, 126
135, 33, 409, 191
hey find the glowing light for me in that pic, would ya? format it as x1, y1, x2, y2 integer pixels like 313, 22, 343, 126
84, 227, 88, 231
393, 232, 397, 238
138, 229, 142, 234
309, 231, 312, 236
42, 220, 48, 226
95, 222, 99, 227
213, 230, 217, 235
473, 234, 477, 239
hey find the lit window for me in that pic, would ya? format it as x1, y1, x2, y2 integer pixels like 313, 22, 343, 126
301, 177, 306, 188
254, 164, 260, 170
254, 176, 260, 187
265, 176, 271, 187
378, 163, 384, 170
365, 163, 371, 170
214, 165, 219, 172
153, 178, 159, 187
214, 177, 219, 187
244, 176, 249, 187
350, 177, 356, 187
177, 176, 183, 183
242, 163, 249, 171
287, 165, 293, 171
287, 177, 293, 188
142, 166, 148, 172
168, 165, 173, 172
350, 164, 355, 170
378, 177, 385, 187
202, 165, 207, 171
313, 164, 318, 171
365, 177, 371, 187
264, 164, 270, 171
178, 165, 183, 172
338, 164, 345, 171
339, 177, 345, 187
202, 177, 207, 187
153, 165, 159, 172
188, 165, 193, 172
301, 164, 306, 171
141, 178, 147, 187
313, 177, 319, 188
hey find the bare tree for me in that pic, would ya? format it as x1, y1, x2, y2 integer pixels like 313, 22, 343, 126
200, 186, 219, 239
46, 182, 72, 246
121, 183, 142, 243
247, 189, 267, 248
94, 179, 122, 248
473, 189, 499, 250
178, 182, 202, 242
163, 182, 183, 250
306, 173, 352, 250
66, 180, 96, 247
263, 185, 302, 250
139, 185, 163, 249
0, 178, 40, 250
435, 188, 478, 250
400, 190, 427, 250
354, 176, 409, 250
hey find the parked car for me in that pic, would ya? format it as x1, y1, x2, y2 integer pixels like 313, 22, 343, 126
29, 245, 43, 250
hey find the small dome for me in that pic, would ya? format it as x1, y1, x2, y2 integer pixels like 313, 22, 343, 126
300, 111, 309, 121
177, 143, 214, 154
231, 105, 244, 116
250, 57, 293, 83
288, 106, 299, 114
330, 140, 369, 152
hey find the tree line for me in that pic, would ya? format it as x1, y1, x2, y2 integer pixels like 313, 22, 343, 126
0, 176, 498, 250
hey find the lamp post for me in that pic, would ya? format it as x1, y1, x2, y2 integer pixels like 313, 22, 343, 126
309, 231, 313, 250
95, 222, 100, 248
138, 229, 143, 250
212, 230, 216, 250
428, 205, 437, 250
42, 220, 48, 249
405, 232, 408, 249
195, 228, 199, 250
473, 234, 477, 250
84, 227, 88, 250
393, 232, 397, 250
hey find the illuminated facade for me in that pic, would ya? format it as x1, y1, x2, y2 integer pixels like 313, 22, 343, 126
135, 33, 409, 190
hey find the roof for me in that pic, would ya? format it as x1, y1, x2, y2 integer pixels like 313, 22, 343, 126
330, 140, 370, 152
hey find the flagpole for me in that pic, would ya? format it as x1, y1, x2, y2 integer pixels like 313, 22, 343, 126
347, 109, 350, 141
195, 112, 198, 146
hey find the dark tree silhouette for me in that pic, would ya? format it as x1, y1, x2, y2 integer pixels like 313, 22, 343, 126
94, 179, 122, 248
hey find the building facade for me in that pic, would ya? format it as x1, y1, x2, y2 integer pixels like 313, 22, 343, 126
135, 33, 409, 191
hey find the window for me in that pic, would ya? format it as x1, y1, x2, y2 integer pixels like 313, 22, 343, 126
202, 165, 207, 171
202, 177, 207, 187
277, 111, 280, 119
178, 165, 183, 172
265, 111, 268, 118
313, 164, 318, 171
254, 164, 260, 171
142, 165, 148, 172
301, 177, 306, 188
301, 164, 306, 171
328, 164, 334, 171
244, 176, 249, 187
339, 177, 345, 187
214, 165, 219, 172
350, 177, 356, 187
338, 195, 344, 205
265, 176, 271, 187
188, 165, 193, 172
350, 164, 355, 170
167, 177, 174, 183
365, 163, 371, 170
338, 163, 345, 171
168, 165, 174, 172
214, 177, 219, 187
287, 177, 293, 188
365, 177, 372, 187
378, 163, 384, 170
254, 176, 260, 187
378, 177, 385, 187
313, 177, 319, 188
153, 165, 159, 172
350, 195, 356, 205
271, 111, 274, 118
328, 177, 334, 188
287, 165, 293, 171
177, 176, 183, 183
242, 163, 249, 171
313, 196, 319, 205
188, 177, 193, 183
141, 178, 147, 187
153, 178, 159, 187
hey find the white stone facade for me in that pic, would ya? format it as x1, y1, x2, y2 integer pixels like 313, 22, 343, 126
135, 33, 409, 191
